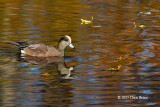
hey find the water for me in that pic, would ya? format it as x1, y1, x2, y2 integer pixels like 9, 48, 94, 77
0, 0, 160, 107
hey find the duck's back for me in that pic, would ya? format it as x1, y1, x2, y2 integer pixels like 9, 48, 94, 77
24, 43, 62, 57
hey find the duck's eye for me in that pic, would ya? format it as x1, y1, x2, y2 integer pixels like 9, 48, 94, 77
63, 37, 69, 42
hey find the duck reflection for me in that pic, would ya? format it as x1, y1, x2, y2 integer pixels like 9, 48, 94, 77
19, 56, 76, 79
57, 57, 76, 79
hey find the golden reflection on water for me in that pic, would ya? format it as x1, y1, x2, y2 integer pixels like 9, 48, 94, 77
0, 0, 160, 107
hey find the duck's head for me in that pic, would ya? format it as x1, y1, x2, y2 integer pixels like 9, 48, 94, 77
58, 35, 75, 51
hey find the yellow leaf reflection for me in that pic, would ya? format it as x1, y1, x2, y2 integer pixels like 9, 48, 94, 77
117, 56, 123, 60
42, 73, 50, 76
107, 65, 121, 72
81, 17, 93, 24
134, 22, 146, 28
139, 25, 146, 28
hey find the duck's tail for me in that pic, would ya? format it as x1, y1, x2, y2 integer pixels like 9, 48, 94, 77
2, 41, 29, 50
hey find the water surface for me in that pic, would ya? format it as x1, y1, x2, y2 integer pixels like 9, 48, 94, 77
0, 0, 160, 107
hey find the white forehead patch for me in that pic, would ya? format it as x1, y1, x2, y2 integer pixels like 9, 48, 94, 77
65, 35, 72, 43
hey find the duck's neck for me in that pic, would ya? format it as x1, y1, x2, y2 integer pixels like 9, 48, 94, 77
57, 43, 66, 56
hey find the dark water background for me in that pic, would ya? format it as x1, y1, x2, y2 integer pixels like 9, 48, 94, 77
0, 0, 160, 107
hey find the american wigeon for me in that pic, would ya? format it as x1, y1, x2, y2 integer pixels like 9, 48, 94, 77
10, 35, 75, 57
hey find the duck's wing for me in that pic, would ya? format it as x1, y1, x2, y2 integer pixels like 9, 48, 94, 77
24, 43, 48, 56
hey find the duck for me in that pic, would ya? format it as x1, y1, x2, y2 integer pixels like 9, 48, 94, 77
10, 35, 75, 57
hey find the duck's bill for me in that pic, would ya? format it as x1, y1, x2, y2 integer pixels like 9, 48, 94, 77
69, 43, 75, 49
